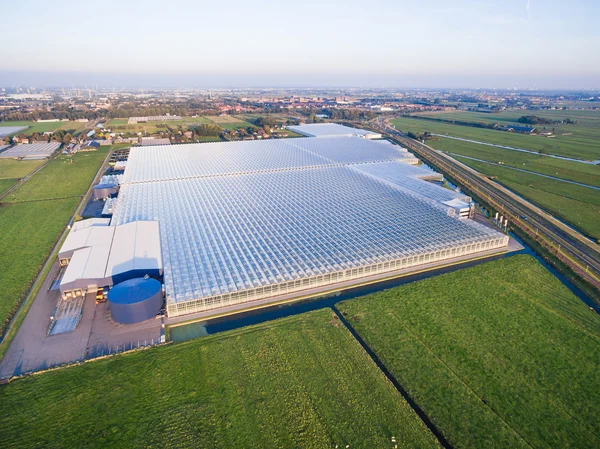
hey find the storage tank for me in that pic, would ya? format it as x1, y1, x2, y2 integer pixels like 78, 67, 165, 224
93, 183, 118, 200
108, 277, 163, 324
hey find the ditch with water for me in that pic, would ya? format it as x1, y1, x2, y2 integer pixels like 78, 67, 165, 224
169, 232, 598, 343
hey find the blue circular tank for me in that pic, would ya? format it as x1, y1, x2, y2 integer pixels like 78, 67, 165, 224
108, 277, 163, 324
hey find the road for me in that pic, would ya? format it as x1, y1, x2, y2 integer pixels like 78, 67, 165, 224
371, 118, 600, 291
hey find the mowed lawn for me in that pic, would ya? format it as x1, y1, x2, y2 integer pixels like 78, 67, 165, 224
0, 198, 80, 331
338, 255, 600, 449
0, 310, 439, 449
3, 148, 109, 202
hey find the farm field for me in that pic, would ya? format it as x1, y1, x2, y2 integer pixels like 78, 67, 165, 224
453, 155, 600, 240
390, 115, 600, 161
107, 117, 216, 134
233, 113, 296, 124
0, 120, 87, 136
0, 178, 17, 195
338, 255, 600, 449
106, 115, 295, 135
0, 159, 45, 180
418, 108, 600, 133
429, 137, 600, 187
0, 310, 439, 449
0, 198, 80, 333
3, 148, 109, 203
390, 115, 600, 237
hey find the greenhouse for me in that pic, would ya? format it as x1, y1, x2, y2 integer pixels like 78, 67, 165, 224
287, 123, 383, 139
112, 134, 509, 317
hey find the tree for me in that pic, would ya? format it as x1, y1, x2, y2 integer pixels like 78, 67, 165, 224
63, 133, 73, 144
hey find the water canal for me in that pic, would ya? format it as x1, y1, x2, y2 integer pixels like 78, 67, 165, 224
170, 231, 598, 343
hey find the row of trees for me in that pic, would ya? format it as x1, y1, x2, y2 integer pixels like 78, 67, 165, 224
518, 115, 577, 125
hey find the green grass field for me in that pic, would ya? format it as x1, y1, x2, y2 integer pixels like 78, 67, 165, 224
391, 115, 600, 161
0, 159, 45, 179
429, 137, 600, 187
106, 118, 128, 125
390, 115, 600, 238
0, 310, 438, 448
0, 147, 109, 333
0, 120, 86, 136
3, 148, 109, 203
0, 198, 80, 331
453, 156, 600, 240
0, 178, 17, 195
338, 255, 600, 449
196, 135, 223, 142
107, 117, 216, 134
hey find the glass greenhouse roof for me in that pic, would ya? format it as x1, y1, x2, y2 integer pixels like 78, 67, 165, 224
113, 137, 507, 312
121, 137, 417, 184
352, 161, 471, 204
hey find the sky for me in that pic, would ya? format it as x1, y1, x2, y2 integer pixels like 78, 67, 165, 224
1, 0, 598, 88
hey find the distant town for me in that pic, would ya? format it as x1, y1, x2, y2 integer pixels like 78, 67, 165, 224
2, 87, 599, 146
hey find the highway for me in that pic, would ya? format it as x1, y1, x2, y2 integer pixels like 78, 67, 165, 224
371, 118, 600, 291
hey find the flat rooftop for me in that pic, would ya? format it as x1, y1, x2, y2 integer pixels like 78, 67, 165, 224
287, 123, 382, 138
112, 134, 508, 318
0, 142, 61, 159
0, 126, 28, 137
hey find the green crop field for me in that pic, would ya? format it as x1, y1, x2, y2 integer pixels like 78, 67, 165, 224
0, 159, 45, 179
0, 198, 80, 331
390, 115, 600, 161
453, 156, 600, 240
338, 255, 600, 449
3, 148, 109, 203
0, 120, 86, 136
0, 310, 438, 449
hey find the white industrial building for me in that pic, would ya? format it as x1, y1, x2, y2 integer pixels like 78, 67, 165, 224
58, 219, 162, 299
107, 126, 508, 318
